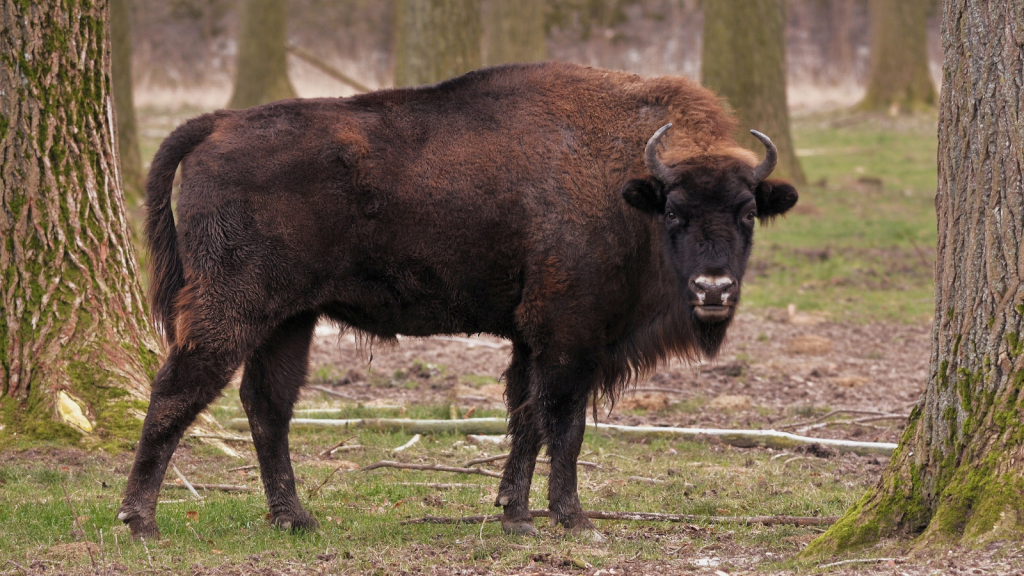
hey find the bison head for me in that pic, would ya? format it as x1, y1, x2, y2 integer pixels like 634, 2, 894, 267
621, 124, 798, 343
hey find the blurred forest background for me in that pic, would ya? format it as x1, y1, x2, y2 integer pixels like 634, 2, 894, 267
126, 0, 941, 110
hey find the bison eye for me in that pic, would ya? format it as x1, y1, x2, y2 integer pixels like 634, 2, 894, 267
666, 211, 678, 222
745, 210, 756, 221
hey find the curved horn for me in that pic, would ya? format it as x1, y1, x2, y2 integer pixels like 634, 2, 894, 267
644, 123, 674, 182
749, 129, 778, 181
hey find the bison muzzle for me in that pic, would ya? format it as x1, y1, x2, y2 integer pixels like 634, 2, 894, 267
118, 62, 797, 540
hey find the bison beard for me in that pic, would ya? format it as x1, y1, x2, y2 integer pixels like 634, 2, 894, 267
118, 62, 797, 539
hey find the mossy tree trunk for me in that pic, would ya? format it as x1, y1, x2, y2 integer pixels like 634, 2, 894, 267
701, 0, 805, 185
805, 1, 1024, 555
111, 0, 143, 208
859, 0, 936, 113
394, 0, 482, 87
0, 0, 161, 448
227, 0, 296, 109
483, 0, 546, 66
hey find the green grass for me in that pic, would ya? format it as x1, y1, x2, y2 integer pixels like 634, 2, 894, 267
743, 111, 938, 323
0, 413, 869, 573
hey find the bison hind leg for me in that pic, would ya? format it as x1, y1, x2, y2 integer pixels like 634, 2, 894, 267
240, 312, 319, 532
497, 341, 543, 536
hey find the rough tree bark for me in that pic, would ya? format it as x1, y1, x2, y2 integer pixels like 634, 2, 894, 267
483, 0, 546, 66
227, 0, 297, 109
394, 0, 482, 87
701, 0, 805, 185
859, 0, 937, 113
0, 0, 160, 447
111, 0, 143, 207
806, 1, 1024, 554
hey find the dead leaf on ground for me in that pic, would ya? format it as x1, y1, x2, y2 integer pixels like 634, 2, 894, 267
787, 335, 834, 355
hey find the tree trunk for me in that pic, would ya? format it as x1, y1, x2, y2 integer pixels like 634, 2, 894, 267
701, 0, 805, 185
859, 0, 936, 113
483, 0, 546, 66
111, 0, 143, 208
227, 0, 296, 109
806, 2, 1024, 555
393, 0, 482, 87
0, 0, 160, 447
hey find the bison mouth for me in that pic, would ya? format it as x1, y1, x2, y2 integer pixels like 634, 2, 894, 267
692, 304, 734, 323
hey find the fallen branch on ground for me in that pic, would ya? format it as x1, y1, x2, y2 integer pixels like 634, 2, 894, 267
227, 464, 257, 472
362, 460, 502, 479
188, 433, 253, 443
402, 510, 837, 527
319, 435, 358, 458
163, 483, 250, 492
308, 385, 358, 400
818, 557, 903, 569
392, 434, 421, 453
228, 417, 897, 456
172, 464, 203, 500
778, 409, 901, 430
399, 482, 485, 490
463, 453, 601, 469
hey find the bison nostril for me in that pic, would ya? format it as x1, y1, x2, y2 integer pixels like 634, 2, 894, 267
693, 275, 735, 293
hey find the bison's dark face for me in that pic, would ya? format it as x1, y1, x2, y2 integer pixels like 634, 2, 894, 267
622, 125, 798, 343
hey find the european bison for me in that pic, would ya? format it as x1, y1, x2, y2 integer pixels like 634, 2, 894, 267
119, 62, 797, 539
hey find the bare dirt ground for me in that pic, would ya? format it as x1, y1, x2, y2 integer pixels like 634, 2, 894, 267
306, 308, 931, 445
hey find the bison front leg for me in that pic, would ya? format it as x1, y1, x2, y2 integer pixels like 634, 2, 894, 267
496, 342, 543, 535
240, 313, 319, 532
537, 358, 600, 539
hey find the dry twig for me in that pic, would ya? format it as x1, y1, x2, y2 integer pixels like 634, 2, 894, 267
402, 509, 837, 527
778, 409, 899, 430
227, 464, 257, 472
171, 464, 203, 500
61, 485, 98, 573
318, 436, 357, 458
308, 385, 358, 400
162, 483, 249, 492
362, 460, 502, 478
818, 557, 903, 569
398, 482, 483, 490
463, 453, 601, 469
392, 434, 421, 453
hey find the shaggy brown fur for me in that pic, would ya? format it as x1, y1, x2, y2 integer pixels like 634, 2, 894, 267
120, 62, 797, 539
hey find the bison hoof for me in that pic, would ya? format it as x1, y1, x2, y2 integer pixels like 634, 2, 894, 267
271, 511, 319, 532
501, 518, 539, 536
119, 510, 160, 540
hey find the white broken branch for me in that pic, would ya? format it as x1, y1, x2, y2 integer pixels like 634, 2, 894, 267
228, 417, 897, 456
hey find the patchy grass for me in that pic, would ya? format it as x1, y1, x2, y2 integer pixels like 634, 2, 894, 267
743, 112, 938, 324
0, 397, 876, 574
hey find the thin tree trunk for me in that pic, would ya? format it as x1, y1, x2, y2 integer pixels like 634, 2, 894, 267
806, 1, 1024, 555
111, 0, 143, 208
701, 0, 805, 185
227, 0, 296, 109
483, 0, 546, 66
393, 0, 482, 87
0, 0, 160, 446
859, 0, 936, 113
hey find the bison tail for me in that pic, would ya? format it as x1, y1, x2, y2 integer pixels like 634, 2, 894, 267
144, 113, 220, 345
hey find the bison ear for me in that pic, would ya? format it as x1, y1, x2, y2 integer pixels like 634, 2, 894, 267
754, 179, 798, 222
621, 178, 666, 214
